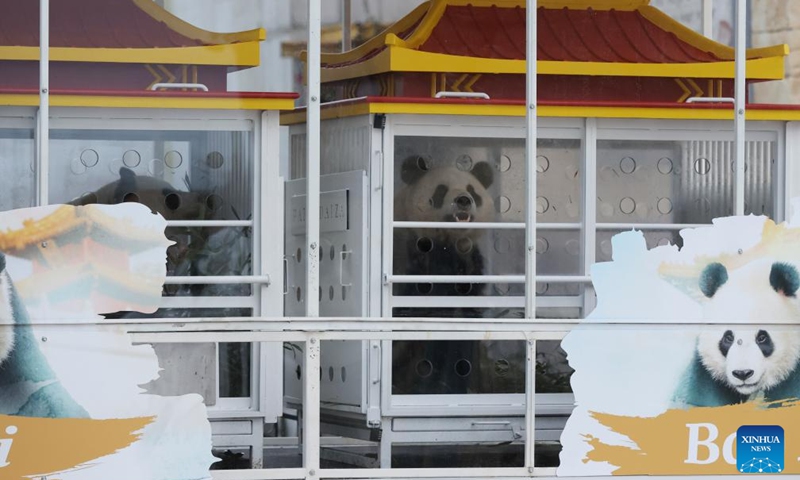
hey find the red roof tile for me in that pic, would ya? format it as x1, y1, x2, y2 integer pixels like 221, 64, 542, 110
0, 0, 250, 49
419, 5, 722, 63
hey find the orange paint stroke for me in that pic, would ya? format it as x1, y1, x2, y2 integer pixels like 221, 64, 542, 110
585, 399, 800, 475
0, 414, 154, 479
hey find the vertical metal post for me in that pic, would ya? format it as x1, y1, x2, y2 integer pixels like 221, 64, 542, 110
733, 0, 746, 215
342, 0, 352, 52
524, 338, 537, 469
524, 0, 537, 319
702, 0, 713, 38
303, 336, 321, 478
306, 0, 321, 317
37, 0, 49, 207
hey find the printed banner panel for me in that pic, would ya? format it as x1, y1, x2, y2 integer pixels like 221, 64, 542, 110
0, 204, 214, 480
558, 200, 800, 476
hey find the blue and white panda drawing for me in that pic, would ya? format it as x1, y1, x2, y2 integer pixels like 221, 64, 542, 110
0, 252, 88, 418
673, 259, 800, 407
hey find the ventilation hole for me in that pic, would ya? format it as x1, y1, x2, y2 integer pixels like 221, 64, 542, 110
296, 287, 302, 302
416, 237, 434, 253
328, 366, 334, 381
455, 283, 472, 295
165, 193, 181, 211
694, 157, 711, 175
123, 192, 139, 203
415, 359, 433, 378
600, 239, 613, 257
330, 245, 335, 261
296, 365, 302, 380
416, 283, 433, 294
416, 155, 430, 171
498, 154, 512, 172
164, 151, 183, 169
494, 237, 511, 254
536, 237, 549, 254
619, 156, 636, 174
619, 197, 636, 215
206, 151, 225, 169
456, 154, 473, 171
494, 283, 510, 295
536, 155, 550, 173
599, 201, 614, 218
123, 150, 141, 168
342, 244, 348, 260
536, 283, 549, 295
657, 157, 674, 175
296, 248, 302, 263
329, 285, 334, 301
342, 286, 347, 301
454, 359, 472, 377
565, 239, 580, 256
80, 149, 99, 167
148, 159, 165, 176
497, 196, 511, 214
536, 196, 549, 214
206, 194, 223, 212
341, 366, 347, 383
657, 197, 673, 215
494, 359, 510, 377
319, 287, 322, 301
70, 158, 87, 175
455, 237, 473, 254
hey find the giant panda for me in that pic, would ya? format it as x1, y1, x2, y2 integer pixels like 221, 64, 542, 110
672, 259, 800, 407
391, 154, 496, 395
392, 154, 496, 312
0, 252, 88, 418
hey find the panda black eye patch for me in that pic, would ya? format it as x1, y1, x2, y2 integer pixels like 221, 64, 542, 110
431, 185, 449, 209
756, 330, 775, 357
466, 185, 482, 208
719, 330, 734, 357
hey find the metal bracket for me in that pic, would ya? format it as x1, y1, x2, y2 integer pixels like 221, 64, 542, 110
150, 82, 209, 92
686, 97, 735, 104
434, 91, 490, 100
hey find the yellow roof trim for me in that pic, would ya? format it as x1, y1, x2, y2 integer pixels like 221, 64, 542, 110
639, 6, 788, 61
0, 42, 261, 67
316, 0, 787, 83
280, 101, 800, 124
0, 93, 295, 111
132, 0, 266, 45
310, 3, 431, 67
320, 47, 785, 83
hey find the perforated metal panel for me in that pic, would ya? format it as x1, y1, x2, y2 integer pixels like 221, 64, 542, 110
283, 171, 369, 409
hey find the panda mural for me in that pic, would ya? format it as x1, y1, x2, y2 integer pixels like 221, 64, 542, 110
673, 259, 800, 407
0, 251, 88, 418
391, 154, 499, 395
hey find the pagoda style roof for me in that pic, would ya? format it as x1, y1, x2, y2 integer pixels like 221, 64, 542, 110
311, 0, 788, 84
0, 0, 263, 68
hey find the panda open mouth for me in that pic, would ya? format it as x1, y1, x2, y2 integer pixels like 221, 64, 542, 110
454, 212, 472, 222
733, 381, 761, 395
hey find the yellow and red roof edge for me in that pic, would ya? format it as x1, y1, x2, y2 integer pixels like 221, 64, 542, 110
303, 0, 788, 84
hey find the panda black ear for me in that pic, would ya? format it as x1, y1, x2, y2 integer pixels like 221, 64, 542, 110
770, 262, 800, 298
400, 155, 429, 185
471, 161, 494, 189
699, 262, 728, 298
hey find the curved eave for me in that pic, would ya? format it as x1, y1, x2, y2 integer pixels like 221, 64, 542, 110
281, 96, 800, 124
132, 0, 266, 45
319, 47, 786, 83
0, 89, 298, 111
0, 42, 261, 67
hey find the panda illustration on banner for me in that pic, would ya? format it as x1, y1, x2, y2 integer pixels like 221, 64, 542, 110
0, 251, 89, 419
672, 258, 800, 407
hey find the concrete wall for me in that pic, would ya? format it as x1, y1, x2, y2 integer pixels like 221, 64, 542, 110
750, 1, 800, 104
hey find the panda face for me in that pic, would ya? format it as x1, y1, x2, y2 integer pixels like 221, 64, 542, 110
697, 328, 800, 396
394, 155, 495, 227
0, 254, 14, 363
695, 259, 800, 396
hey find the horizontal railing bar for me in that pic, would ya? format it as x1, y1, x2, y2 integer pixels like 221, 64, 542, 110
388, 275, 592, 284
393, 221, 580, 230
164, 275, 270, 285
596, 223, 710, 230
166, 220, 253, 227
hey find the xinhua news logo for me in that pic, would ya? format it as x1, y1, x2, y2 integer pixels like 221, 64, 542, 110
737, 425, 784, 474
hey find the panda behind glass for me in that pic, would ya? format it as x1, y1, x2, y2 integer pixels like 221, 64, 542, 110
393, 154, 495, 316
673, 259, 800, 407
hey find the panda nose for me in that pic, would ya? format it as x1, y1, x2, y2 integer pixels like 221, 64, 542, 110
455, 195, 472, 209
732, 369, 754, 381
